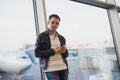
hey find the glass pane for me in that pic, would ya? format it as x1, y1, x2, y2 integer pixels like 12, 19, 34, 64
115, 0, 120, 6
0, 0, 41, 80
45, 0, 120, 80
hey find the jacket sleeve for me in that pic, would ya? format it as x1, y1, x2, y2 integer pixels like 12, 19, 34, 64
35, 34, 55, 58
62, 49, 69, 58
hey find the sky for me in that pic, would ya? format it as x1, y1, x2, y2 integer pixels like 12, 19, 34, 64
44, 0, 114, 46
0, 0, 120, 50
0, 0, 36, 50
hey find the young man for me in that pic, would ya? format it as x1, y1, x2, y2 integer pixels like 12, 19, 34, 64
35, 14, 69, 80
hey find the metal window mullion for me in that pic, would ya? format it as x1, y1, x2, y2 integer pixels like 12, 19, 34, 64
32, 0, 40, 36
71, 0, 114, 9
32, 0, 47, 80
107, 0, 120, 67
33, 0, 47, 35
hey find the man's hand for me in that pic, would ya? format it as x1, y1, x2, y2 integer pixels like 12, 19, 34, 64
53, 47, 61, 53
60, 45, 67, 54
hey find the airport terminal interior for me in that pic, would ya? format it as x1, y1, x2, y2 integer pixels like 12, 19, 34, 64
0, 0, 120, 80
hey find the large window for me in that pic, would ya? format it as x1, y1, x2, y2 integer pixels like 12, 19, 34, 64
0, 0, 41, 80
0, 0, 119, 80
45, 0, 120, 80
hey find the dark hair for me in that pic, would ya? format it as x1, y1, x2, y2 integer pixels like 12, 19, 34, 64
49, 14, 61, 21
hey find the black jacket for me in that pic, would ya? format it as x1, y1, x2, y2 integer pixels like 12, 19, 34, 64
35, 30, 69, 70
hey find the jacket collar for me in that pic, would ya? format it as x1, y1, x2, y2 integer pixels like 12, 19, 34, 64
43, 29, 59, 36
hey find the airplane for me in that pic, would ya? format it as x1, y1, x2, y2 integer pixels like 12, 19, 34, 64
0, 50, 35, 80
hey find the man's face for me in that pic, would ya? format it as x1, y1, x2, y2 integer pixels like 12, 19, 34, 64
48, 17, 60, 31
